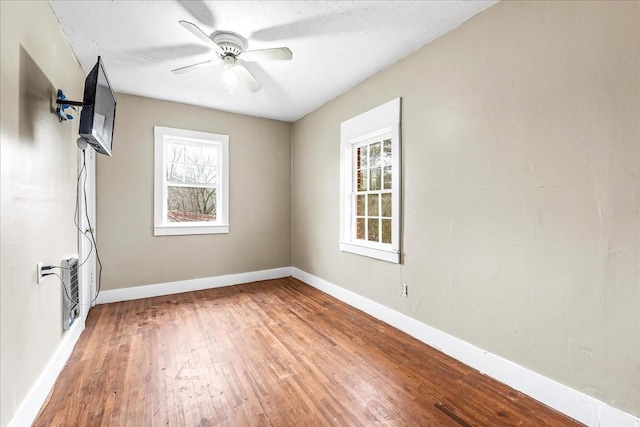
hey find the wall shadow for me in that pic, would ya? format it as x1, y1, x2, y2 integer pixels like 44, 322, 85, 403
19, 46, 57, 146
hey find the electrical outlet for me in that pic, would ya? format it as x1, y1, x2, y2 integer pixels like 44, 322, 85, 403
37, 262, 44, 284
402, 283, 408, 297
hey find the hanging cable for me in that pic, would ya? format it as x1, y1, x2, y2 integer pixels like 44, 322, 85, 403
78, 150, 103, 303
50, 272, 79, 305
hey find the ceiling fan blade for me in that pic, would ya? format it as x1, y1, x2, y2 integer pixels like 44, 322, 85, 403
179, 20, 223, 54
232, 64, 261, 92
176, 1, 214, 27
171, 60, 214, 74
241, 47, 292, 62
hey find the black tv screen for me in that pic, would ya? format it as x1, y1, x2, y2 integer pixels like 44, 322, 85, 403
79, 57, 116, 156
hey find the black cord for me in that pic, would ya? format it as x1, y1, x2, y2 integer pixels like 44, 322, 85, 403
44, 150, 103, 306
74, 155, 94, 268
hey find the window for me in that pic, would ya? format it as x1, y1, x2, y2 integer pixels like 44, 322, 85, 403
154, 126, 229, 236
339, 98, 401, 263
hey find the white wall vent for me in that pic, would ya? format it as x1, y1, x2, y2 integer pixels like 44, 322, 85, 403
62, 255, 80, 331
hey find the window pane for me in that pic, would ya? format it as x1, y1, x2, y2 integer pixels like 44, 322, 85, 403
368, 194, 379, 217
383, 139, 392, 165
184, 163, 199, 183
357, 146, 368, 170
370, 142, 381, 167
167, 186, 216, 222
381, 219, 392, 244
356, 218, 365, 240
200, 166, 217, 185
367, 218, 379, 242
166, 142, 219, 186
356, 194, 366, 216
369, 167, 381, 191
183, 145, 202, 164
383, 165, 392, 190
357, 169, 368, 191
183, 165, 217, 185
201, 146, 218, 164
167, 142, 184, 162
381, 193, 392, 217
167, 162, 186, 182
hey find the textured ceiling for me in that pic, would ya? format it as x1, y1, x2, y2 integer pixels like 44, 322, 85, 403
49, 1, 497, 122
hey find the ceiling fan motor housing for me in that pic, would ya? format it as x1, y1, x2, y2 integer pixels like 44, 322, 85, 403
212, 31, 248, 58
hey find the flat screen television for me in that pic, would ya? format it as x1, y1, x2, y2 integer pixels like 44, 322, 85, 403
79, 56, 116, 156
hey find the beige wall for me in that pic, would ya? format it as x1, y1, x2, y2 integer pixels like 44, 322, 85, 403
0, 1, 85, 425
292, 0, 639, 417
97, 94, 291, 289
2, 0, 638, 423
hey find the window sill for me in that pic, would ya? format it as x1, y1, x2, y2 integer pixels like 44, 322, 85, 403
154, 223, 229, 236
339, 241, 400, 264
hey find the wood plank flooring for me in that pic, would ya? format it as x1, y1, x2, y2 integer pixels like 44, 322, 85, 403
34, 277, 582, 426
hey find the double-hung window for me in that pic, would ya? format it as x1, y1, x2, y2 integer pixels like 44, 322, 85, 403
339, 98, 401, 263
154, 126, 229, 236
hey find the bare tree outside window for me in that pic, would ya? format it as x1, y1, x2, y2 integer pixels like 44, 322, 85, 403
166, 141, 218, 222
354, 139, 393, 244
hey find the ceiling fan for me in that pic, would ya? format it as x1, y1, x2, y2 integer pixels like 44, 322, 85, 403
172, 20, 293, 93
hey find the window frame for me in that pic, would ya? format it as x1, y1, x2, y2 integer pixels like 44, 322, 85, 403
153, 126, 229, 236
339, 98, 401, 263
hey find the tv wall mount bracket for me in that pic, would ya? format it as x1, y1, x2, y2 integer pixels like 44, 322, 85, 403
55, 89, 83, 122
55, 89, 90, 150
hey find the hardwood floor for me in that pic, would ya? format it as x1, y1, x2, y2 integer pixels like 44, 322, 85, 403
34, 277, 582, 426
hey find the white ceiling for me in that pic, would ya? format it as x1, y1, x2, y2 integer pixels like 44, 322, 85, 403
49, 1, 497, 122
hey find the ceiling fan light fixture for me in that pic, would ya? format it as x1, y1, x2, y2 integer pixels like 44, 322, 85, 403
221, 54, 236, 67
221, 54, 238, 94
222, 67, 238, 94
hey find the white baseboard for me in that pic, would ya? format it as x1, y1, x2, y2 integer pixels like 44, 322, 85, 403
9, 317, 85, 427
12, 267, 637, 427
95, 267, 293, 305
10, 267, 291, 426
291, 268, 639, 427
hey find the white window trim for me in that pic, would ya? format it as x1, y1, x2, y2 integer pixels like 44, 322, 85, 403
154, 126, 229, 236
339, 97, 401, 263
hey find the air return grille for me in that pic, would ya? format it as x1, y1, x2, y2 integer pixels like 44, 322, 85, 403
62, 256, 79, 331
